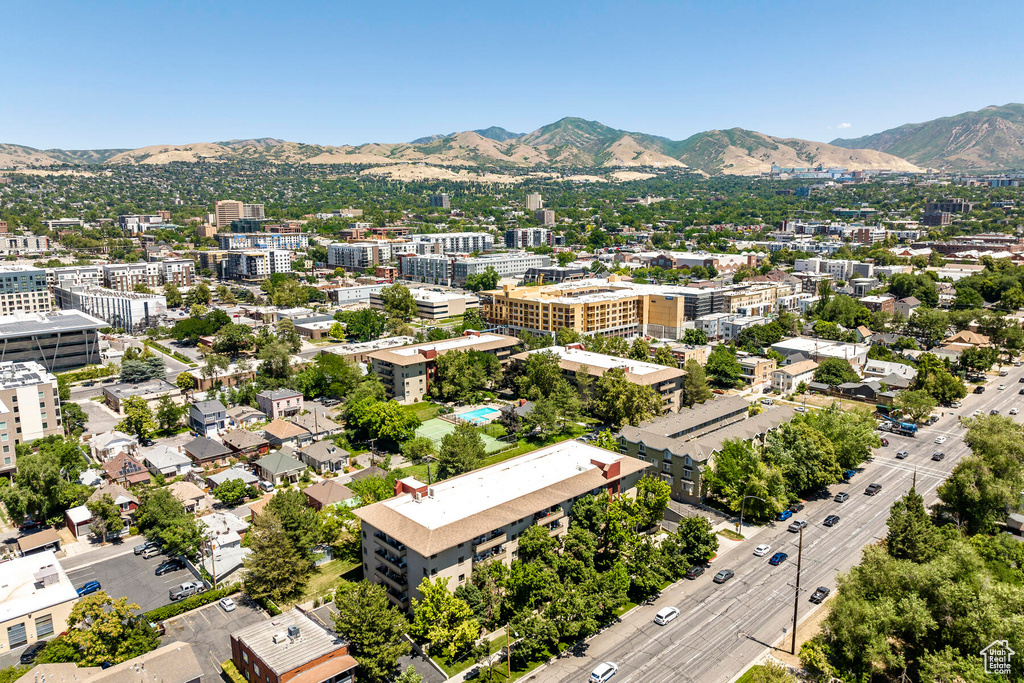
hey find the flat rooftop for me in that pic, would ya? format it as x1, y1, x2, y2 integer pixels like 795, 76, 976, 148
521, 346, 668, 377
105, 379, 177, 399
0, 361, 56, 388
231, 608, 348, 675
0, 310, 107, 336
0, 551, 78, 623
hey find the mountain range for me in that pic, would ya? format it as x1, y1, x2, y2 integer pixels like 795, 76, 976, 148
2, 104, 1022, 175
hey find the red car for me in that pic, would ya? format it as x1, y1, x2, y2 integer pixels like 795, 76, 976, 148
880, 438, 889, 447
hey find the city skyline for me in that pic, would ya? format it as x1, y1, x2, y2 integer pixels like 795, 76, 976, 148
4, 0, 1023, 150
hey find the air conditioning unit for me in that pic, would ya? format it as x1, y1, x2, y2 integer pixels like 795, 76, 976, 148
272, 632, 288, 644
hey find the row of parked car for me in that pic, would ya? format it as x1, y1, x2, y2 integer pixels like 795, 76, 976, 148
132, 540, 204, 600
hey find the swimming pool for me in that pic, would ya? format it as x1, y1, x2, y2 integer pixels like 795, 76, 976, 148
456, 407, 502, 425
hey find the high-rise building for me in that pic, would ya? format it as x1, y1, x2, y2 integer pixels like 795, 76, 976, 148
505, 227, 551, 249
0, 361, 63, 473
534, 209, 556, 226
215, 200, 265, 228
430, 194, 450, 209
54, 286, 167, 333
0, 266, 51, 315
525, 193, 543, 211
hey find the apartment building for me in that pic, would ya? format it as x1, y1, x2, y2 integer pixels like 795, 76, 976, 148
0, 361, 62, 473
452, 252, 551, 285
54, 286, 167, 333
0, 552, 79, 653
736, 353, 776, 387
430, 194, 450, 209
650, 251, 757, 274
327, 242, 392, 271
220, 250, 291, 281
231, 608, 356, 683
46, 265, 103, 290
525, 193, 543, 211
0, 311, 106, 372
42, 219, 82, 230
534, 209, 556, 226
0, 266, 51, 315
102, 262, 161, 292
859, 294, 895, 313
368, 331, 520, 404
771, 359, 819, 393
409, 232, 494, 253
794, 258, 874, 281
720, 315, 770, 342
512, 345, 685, 412
396, 254, 453, 283
505, 227, 552, 249
215, 200, 264, 228
722, 286, 780, 317
523, 266, 589, 284
354, 441, 649, 606
617, 400, 795, 502
370, 289, 479, 320
925, 198, 973, 214
216, 232, 309, 251
0, 235, 50, 256
159, 258, 196, 287
118, 214, 166, 234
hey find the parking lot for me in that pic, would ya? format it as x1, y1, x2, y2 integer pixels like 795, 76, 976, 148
162, 596, 266, 681
65, 548, 197, 613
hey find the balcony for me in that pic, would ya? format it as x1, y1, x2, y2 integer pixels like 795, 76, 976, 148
547, 520, 564, 535
473, 530, 507, 552
379, 582, 408, 605
375, 564, 408, 591
473, 544, 507, 564
373, 531, 406, 554
374, 547, 407, 571
534, 508, 565, 526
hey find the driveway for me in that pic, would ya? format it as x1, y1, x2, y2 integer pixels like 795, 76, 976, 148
162, 596, 267, 681
64, 547, 197, 613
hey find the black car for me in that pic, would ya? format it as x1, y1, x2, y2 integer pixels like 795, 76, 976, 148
809, 586, 831, 604
834, 492, 850, 503
974, 386, 985, 394
685, 565, 706, 580
155, 559, 185, 576
865, 483, 883, 496
712, 569, 735, 584
932, 452, 946, 461
20, 641, 46, 665
823, 515, 840, 527
789, 503, 805, 513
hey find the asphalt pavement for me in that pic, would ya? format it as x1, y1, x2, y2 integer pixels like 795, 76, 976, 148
539, 365, 1024, 683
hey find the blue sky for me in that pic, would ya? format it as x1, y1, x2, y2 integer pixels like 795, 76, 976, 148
4, 0, 1023, 149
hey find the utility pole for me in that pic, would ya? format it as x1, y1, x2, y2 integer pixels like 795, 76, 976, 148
506, 622, 511, 682
791, 525, 803, 655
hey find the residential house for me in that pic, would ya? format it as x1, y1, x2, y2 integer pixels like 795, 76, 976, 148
141, 444, 193, 477
222, 429, 271, 460
188, 400, 228, 437
200, 511, 249, 551
168, 480, 212, 513
290, 412, 344, 442
254, 451, 306, 486
298, 441, 350, 473
205, 465, 259, 490
944, 330, 990, 347
230, 608, 356, 683
863, 360, 917, 382
263, 420, 310, 448
65, 484, 139, 539
23, 640, 205, 683
182, 436, 233, 467
859, 295, 895, 314
101, 452, 151, 486
0, 552, 80, 653
895, 296, 921, 319
227, 405, 265, 427
88, 430, 137, 463
303, 480, 355, 511
854, 325, 873, 343
256, 389, 303, 420
771, 359, 818, 393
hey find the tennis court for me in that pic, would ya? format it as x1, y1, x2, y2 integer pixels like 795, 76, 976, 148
416, 418, 506, 454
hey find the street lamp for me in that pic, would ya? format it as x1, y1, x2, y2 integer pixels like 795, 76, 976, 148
737, 495, 766, 538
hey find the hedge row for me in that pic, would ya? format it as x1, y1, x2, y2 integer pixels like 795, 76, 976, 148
143, 341, 193, 364
144, 585, 238, 622
221, 661, 247, 683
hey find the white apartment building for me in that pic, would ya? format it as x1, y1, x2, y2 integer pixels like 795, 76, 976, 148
794, 258, 874, 281
720, 315, 769, 341
525, 193, 543, 211
410, 232, 494, 253
118, 214, 166, 234
327, 242, 393, 271
221, 250, 291, 281
452, 252, 552, 284
54, 286, 167, 333
0, 235, 50, 256
46, 265, 103, 290
396, 254, 454, 283
0, 361, 63, 473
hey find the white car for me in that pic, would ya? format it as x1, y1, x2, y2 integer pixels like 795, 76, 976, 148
590, 662, 618, 683
1011, 408, 1019, 415
654, 606, 680, 625
753, 544, 772, 557
219, 597, 236, 612
973, 409, 984, 416
934, 436, 947, 444
999, 384, 1007, 390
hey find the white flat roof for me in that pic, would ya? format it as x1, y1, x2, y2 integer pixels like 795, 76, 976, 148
383, 440, 620, 530
391, 333, 506, 357
0, 551, 78, 623
523, 346, 665, 376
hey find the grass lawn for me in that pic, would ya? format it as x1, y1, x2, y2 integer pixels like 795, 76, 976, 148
401, 402, 441, 422
734, 664, 765, 683
290, 558, 361, 606
719, 529, 744, 541
434, 633, 509, 678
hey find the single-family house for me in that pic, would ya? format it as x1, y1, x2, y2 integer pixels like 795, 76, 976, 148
254, 451, 306, 486
89, 483, 139, 514
88, 430, 138, 463
944, 330, 991, 347
140, 444, 193, 477
895, 296, 921, 319
263, 419, 309, 448
303, 480, 355, 511
205, 465, 259, 490
188, 400, 228, 437
854, 325, 873, 343
168, 480, 212, 513
199, 510, 249, 551
290, 412, 344, 443
227, 405, 264, 427
101, 452, 151, 486
222, 429, 271, 460
771, 359, 818, 393
863, 360, 917, 382
256, 389, 303, 420
183, 436, 233, 467
298, 440, 350, 473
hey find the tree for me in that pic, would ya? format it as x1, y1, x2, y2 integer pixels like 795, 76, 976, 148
328, 321, 345, 340
258, 340, 293, 380
894, 389, 938, 423
661, 516, 719, 578
332, 581, 411, 683
653, 345, 677, 368
341, 309, 387, 342
592, 368, 662, 428
682, 329, 708, 345
87, 494, 125, 543
681, 358, 712, 406
62, 593, 160, 666
116, 396, 158, 442
629, 337, 651, 361
464, 267, 500, 292
410, 577, 480, 662
1001, 286, 1024, 311
0, 437, 89, 525
379, 284, 418, 320
266, 488, 321, 560
186, 282, 211, 306
885, 488, 940, 563
175, 371, 196, 395
215, 284, 237, 304
212, 323, 254, 355
213, 478, 249, 507
201, 353, 230, 385
243, 509, 312, 602
813, 358, 859, 386
154, 395, 184, 433
62, 402, 88, 435
119, 356, 165, 383
908, 308, 949, 348
277, 318, 302, 352
164, 282, 183, 308
431, 350, 501, 403
401, 436, 435, 463
706, 345, 741, 388
135, 487, 204, 559
437, 422, 486, 479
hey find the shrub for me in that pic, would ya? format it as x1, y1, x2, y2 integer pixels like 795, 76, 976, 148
144, 585, 238, 622
221, 660, 247, 683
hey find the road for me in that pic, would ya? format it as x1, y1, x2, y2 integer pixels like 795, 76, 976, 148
542, 366, 1024, 683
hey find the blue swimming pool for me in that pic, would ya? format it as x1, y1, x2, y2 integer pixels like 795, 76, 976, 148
457, 407, 501, 424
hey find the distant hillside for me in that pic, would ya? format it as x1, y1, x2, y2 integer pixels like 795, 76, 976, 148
1, 118, 919, 175
831, 103, 1024, 170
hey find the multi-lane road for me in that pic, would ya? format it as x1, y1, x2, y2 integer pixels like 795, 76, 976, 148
542, 366, 1024, 683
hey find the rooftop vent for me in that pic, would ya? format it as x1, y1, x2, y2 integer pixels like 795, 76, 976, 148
272, 632, 288, 644
287, 624, 300, 639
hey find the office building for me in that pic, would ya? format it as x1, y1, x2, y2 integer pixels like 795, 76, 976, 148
54, 285, 167, 333
354, 441, 649, 606
409, 232, 493, 253
525, 193, 543, 211
0, 235, 50, 256
368, 331, 520, 404
42, 219, 83, 230
505, 227, 552, 249
512, 345, 685, 412
430, 194, 450, 209
103, 379, 182, 415
216, 232, 309, 251
215, 200, 265, 228
0, 266, 51, 315
0, 311, 106, 372
0, 552, 78, 653
452, 252, 551, 285
370, 289, 479, 320
523, 266, 588, 284
220, 251, 291, 281
230, 608, 356, 683
0, 361, 62, 473
925, 198, 973, 214
327, 242, 393, 271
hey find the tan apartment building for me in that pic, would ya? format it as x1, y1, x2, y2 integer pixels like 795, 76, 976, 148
0, 552, 78, 653
737, 354, 777, 388
354, 441, 650, 608
368, 331, 520, 404
0, 361, 63, 475
511, 345, 685, 412
215, 200, 264, 228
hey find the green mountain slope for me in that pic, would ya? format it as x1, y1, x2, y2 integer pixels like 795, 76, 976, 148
830, 103, 1024, 170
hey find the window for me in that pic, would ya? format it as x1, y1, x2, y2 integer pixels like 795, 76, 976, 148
458, 574, 465, 582
662, 462, 671, 473
2, 446, 8, 454
35, 615, 53, 639
254, 663, 260, 677
458, 556, 464, 564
